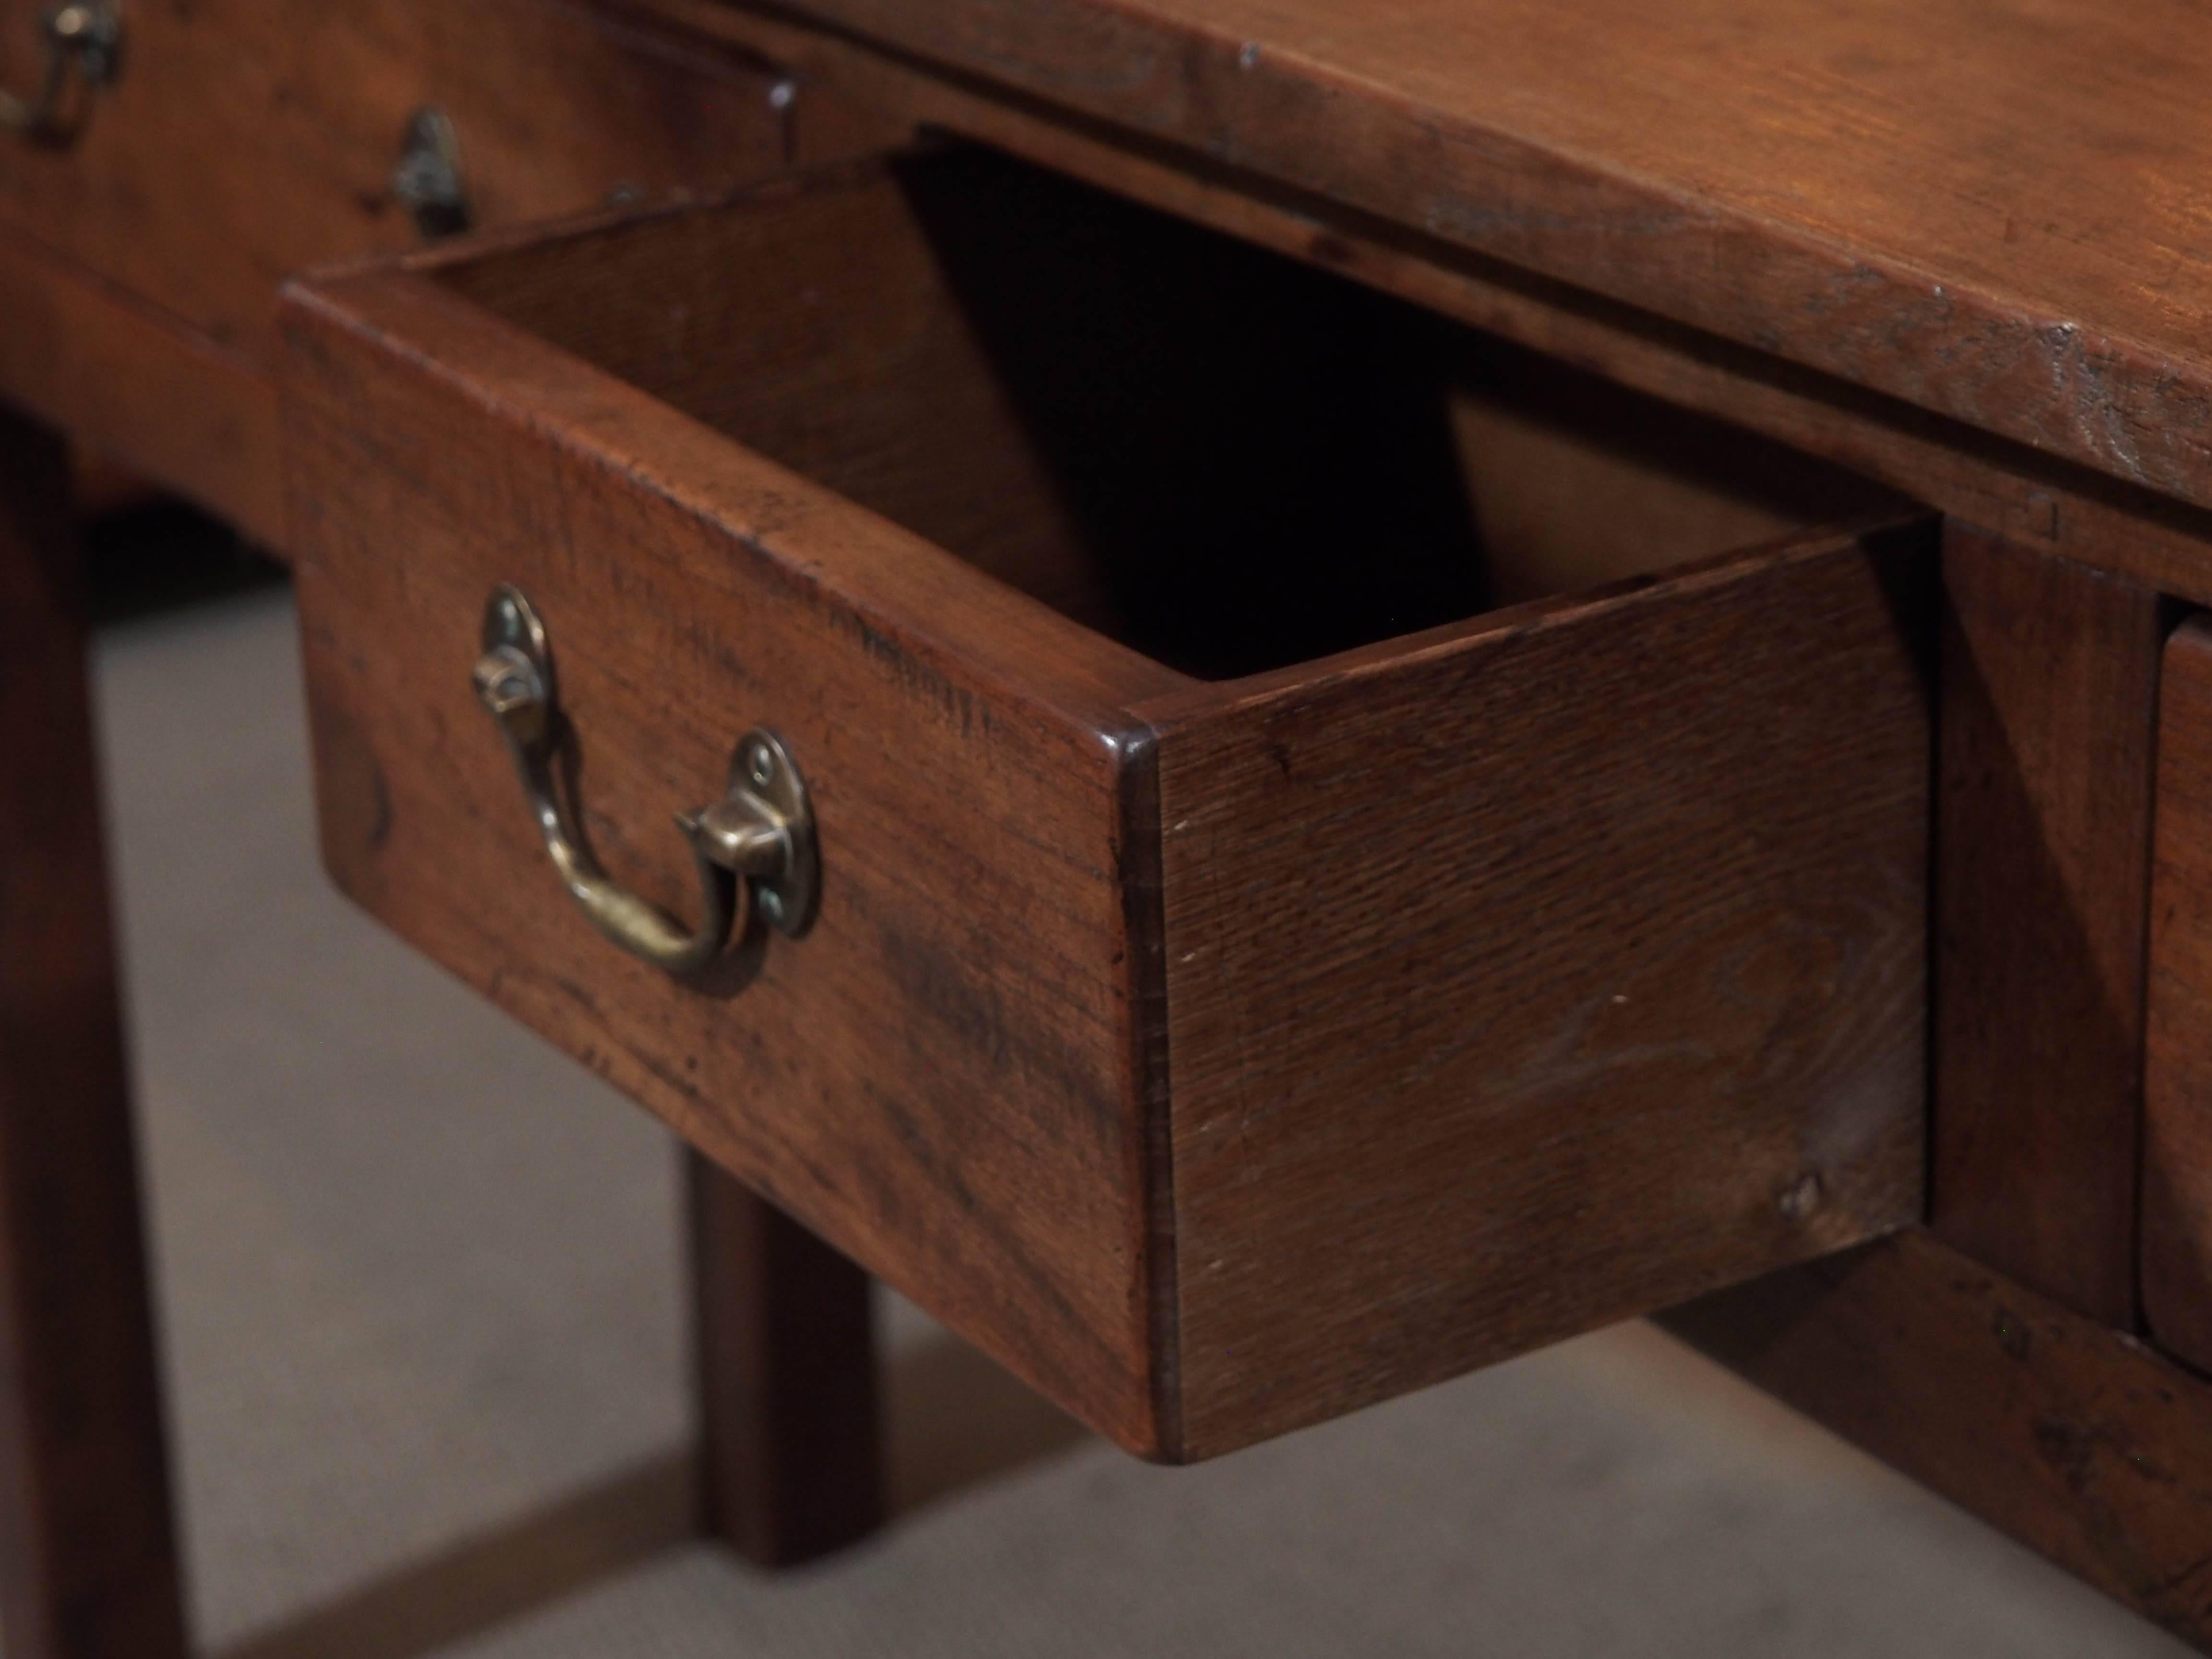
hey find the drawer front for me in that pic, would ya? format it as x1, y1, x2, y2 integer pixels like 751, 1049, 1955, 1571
282, 274, 1179, 1455
284, 148, 1930, 1460
2145, 619, 2212, 1368
0, 0, 894, 361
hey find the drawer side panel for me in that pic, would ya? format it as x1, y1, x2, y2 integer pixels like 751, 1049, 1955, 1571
1151, 523, 1933, 1456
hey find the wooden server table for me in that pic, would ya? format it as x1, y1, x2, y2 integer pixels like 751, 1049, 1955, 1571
5, 0, 2212, 1651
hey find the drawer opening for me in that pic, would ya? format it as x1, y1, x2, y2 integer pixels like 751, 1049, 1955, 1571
435, 145, 1902, 681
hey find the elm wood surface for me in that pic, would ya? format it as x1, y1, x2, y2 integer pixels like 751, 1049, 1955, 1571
2142, 620, 2212, 1368
1666, 1229, 2212, 1652
685, 1153, 882, 1564
4, 0, 2212, 553
0, 0, 874, 358
0, 0, 2195, 1618
1933, 526, 2166, 1326
685, 0, 2212, 514
0, 402, 184, 1659
0, 0, 902, 538
640, 0, 2212, 615
0, 232, 283, 546
7, 0, 2212, 601
281, 151, 1931, 1459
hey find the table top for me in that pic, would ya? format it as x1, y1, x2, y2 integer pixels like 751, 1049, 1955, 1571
776, 0, 2212, 510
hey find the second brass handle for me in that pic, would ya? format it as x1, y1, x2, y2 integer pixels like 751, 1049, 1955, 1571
2, 1, 121, 139
471, 585, 816, 979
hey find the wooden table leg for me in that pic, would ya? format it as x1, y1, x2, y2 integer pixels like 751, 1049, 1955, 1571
0, 402, 187, 1659
685, 1149, 882, 1565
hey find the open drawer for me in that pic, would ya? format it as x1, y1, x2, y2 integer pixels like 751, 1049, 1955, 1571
280, 145, 1933, 1461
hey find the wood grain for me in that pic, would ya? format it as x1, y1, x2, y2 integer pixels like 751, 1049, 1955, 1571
5, 0, 2212, 617
1933, 526, 2165, 1325
0, 0, 903, 536
1138, 520, 1934, 1456
686, 1152, 881, 1564
2142, 620, 2212, 1368
15, 0, 2212, 615
0, 0, 898, 361
282, 243, 1185, 1453
633, 0, 2212, 610
287, 155, 1941, 1457
0, 232, 282, 545
0, 401, 185, 1659
664, 0, 2212, 515
1669, 1229, 2212, 1651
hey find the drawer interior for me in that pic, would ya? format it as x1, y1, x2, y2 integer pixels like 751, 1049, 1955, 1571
433, 145, 1901, 681
288, 138, 1934, 1461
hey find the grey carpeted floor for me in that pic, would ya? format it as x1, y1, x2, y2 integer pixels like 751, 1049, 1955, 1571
87, 586, 2193, 1659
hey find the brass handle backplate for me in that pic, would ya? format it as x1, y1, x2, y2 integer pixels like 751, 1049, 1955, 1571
471, 585, 817, 979
2, 1, 121, 140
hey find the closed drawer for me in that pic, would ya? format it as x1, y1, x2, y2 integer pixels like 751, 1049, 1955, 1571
0, 0, 894, 359
281, 145, 1932, 1461
2145, 618, 2212, 1367
0, 0, 896, 542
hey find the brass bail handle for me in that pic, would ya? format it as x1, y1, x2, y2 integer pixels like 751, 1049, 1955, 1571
1, 1, 123, 138
470, 585, 817, 980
